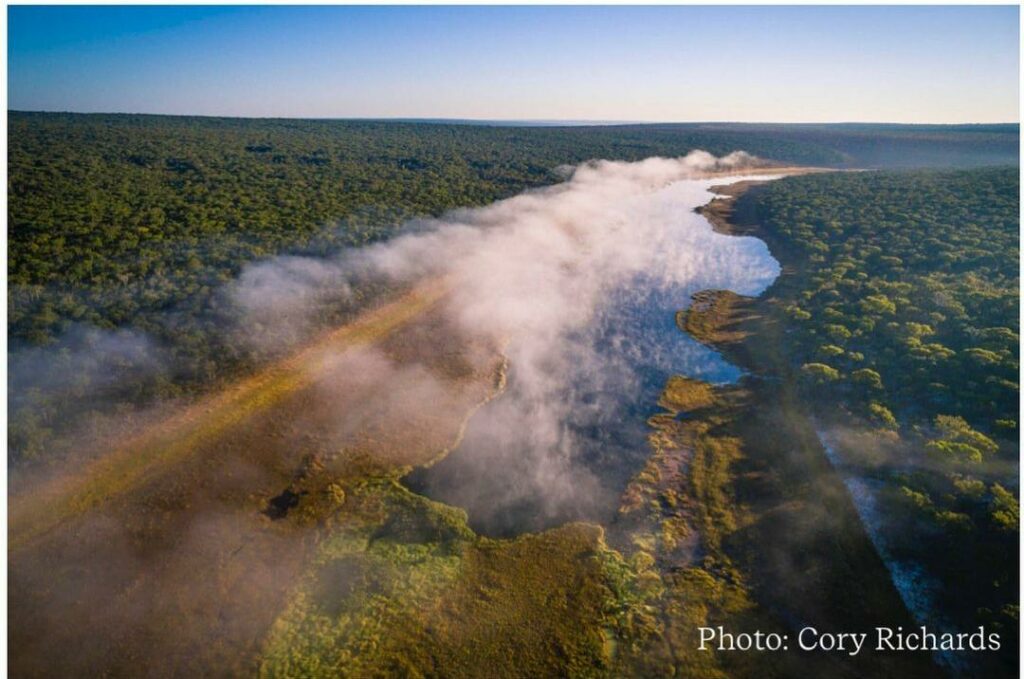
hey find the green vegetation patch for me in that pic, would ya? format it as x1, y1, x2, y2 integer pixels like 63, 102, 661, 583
755, 167, 1018, 432
658, 376, 717, 414
260, 478, 661, 678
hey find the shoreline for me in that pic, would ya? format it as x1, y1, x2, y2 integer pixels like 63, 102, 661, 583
663, 173, 940, 678
696, 166, 831, 238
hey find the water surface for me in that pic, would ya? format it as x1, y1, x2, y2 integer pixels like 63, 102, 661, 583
406, 175, 783, 536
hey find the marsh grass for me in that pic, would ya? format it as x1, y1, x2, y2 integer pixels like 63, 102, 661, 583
259, 477, 663, 678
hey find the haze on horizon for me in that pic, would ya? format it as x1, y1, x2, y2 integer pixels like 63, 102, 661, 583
7, 5, 1020, 124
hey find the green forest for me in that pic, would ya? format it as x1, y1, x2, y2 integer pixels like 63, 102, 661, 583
9, 114, 1017, 347
757, 168, 1018, 431
745, 167, 1019, 667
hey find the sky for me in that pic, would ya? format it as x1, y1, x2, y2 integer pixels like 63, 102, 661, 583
7, 5, 1020, 123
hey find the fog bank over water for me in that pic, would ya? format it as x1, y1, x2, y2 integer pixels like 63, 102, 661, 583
305, 152, 785, 534
229, 153, 787, 534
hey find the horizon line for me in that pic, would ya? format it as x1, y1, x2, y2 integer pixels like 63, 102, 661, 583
9, 109, 1020, 128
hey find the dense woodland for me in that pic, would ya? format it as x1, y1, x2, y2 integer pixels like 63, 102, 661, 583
7, 113, 1019, 467
748, 168, 1019, 667
759, 169, 1018, 432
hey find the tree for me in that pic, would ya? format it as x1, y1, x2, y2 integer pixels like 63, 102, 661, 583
989, 484, 1019, 531
852, 368, 883, 390
868, 402, 897, 429
801, 362, 840, 383
925, 415, 998, 464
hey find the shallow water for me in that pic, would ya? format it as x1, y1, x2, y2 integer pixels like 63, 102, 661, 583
815, 427, 965, 675
405, 175, 782, 537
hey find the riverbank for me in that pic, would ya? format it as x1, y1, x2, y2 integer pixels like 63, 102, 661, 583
659, 176, 940, 678
694, 169, 1020, 679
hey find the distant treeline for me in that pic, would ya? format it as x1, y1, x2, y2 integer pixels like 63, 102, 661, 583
6, 113, 1019, 463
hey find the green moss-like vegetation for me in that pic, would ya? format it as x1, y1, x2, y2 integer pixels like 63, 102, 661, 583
614, 376, 832, 679
677, 290, 752, 347
260, 478, 662, 678
658, 376, 717, 414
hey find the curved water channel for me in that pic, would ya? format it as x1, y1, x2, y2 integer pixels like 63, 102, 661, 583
405, 174, 785, 537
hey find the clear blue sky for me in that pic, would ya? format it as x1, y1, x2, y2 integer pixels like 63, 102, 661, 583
8, 5, 1020, 123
